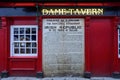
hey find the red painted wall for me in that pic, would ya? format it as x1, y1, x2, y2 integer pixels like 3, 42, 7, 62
0, 16, 120, 77
0, 2, 119, 77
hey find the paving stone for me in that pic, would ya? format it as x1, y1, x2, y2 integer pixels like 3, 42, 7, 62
1, 77, 120, 80
103, 77, 120, 80
90, 77, 104, 80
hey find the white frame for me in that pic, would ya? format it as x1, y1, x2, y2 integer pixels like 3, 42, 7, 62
118, 26, 120, 58
10, 25, 38, 56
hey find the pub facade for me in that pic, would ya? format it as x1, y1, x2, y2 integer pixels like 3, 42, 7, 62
0, 1, 120, 78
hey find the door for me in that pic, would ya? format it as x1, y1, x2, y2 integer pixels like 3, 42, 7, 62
90, 18, 113, 76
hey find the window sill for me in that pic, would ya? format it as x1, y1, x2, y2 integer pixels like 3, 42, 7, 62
9, 56, 38, 59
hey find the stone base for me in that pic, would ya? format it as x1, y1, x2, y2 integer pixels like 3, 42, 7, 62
1, 71, 9, 78
36, 72, 43, 78
112, 72, 120, 78
84, 72, 91, 78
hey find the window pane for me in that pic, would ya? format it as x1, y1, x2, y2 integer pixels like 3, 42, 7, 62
14, 42, 19, 47
32, 35, 36, 41
119, 35, 120, 41
20, 28, 24, 34
14, 28, 18, 34
32, 42, 37, 47
14, 35, 18, 41
20, 42, 25, 47
20, 35, 25, 41
32, 28, 36, 34
26, 35, 30, 41
14, 48, 19, 54
26, 28, 30, 34
32, 48, 36, 54
26, 42, 31, 47
20, 48, 25, 54
119, 30, 120, 34
26, 48, 31, 54
119, 49, 120, 54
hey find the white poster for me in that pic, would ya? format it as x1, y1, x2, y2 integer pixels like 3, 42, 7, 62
43, 18, 84, 76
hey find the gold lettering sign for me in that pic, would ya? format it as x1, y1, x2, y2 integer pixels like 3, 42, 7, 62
42, 8, 103, 15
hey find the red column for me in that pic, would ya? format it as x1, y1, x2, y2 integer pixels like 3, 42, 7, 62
1, 17, 9, 77
112, 17, 120, 77
84, 16, 91, 78
1, 17, 7, 71
36, 16, 43, 78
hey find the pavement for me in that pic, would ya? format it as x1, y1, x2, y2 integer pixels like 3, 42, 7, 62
0, 77, 120, 80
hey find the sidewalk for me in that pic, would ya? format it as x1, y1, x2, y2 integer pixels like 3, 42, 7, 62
1, 77, 120, 80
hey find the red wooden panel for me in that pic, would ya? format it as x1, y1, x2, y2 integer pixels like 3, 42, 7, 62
0, 29, 6, 72
9, 58, 37, 76
10, 60, 36, 70
10, 17, 36, 25
89, 18, 113, 76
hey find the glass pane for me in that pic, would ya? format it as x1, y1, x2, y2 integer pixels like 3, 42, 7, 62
32, 35, 36, 41
14, 28, 18, 34
119, 35, 120, 41
119, 43, 120, 48
20, 35, 25, 41
119, 49, 120, 54
20, 28, 24, 34
20, 48, 25, 54
26, 48, 31, 54
14, 35, 18, 41
14, 48, 19, 54
26, 28, 30, 34
32, 28, 36, 34
14, 42, 19, 47
32, 48, 36, 54
32, 42, 37, 47
26, 42, 31, 47
26, 35, 30, 41
20, 42, 25, 47
119, 30, 120, 34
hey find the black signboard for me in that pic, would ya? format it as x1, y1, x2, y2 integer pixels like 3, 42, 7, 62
0, 7, 119, 16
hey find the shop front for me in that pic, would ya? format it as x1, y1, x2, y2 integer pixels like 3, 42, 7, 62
0, 2, 120, 78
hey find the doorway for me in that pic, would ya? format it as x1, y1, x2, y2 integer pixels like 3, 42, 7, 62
89, 18, 113, 76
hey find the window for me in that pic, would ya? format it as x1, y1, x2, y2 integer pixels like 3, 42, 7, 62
118, 26, 120, 58
10, 25, 38, 56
